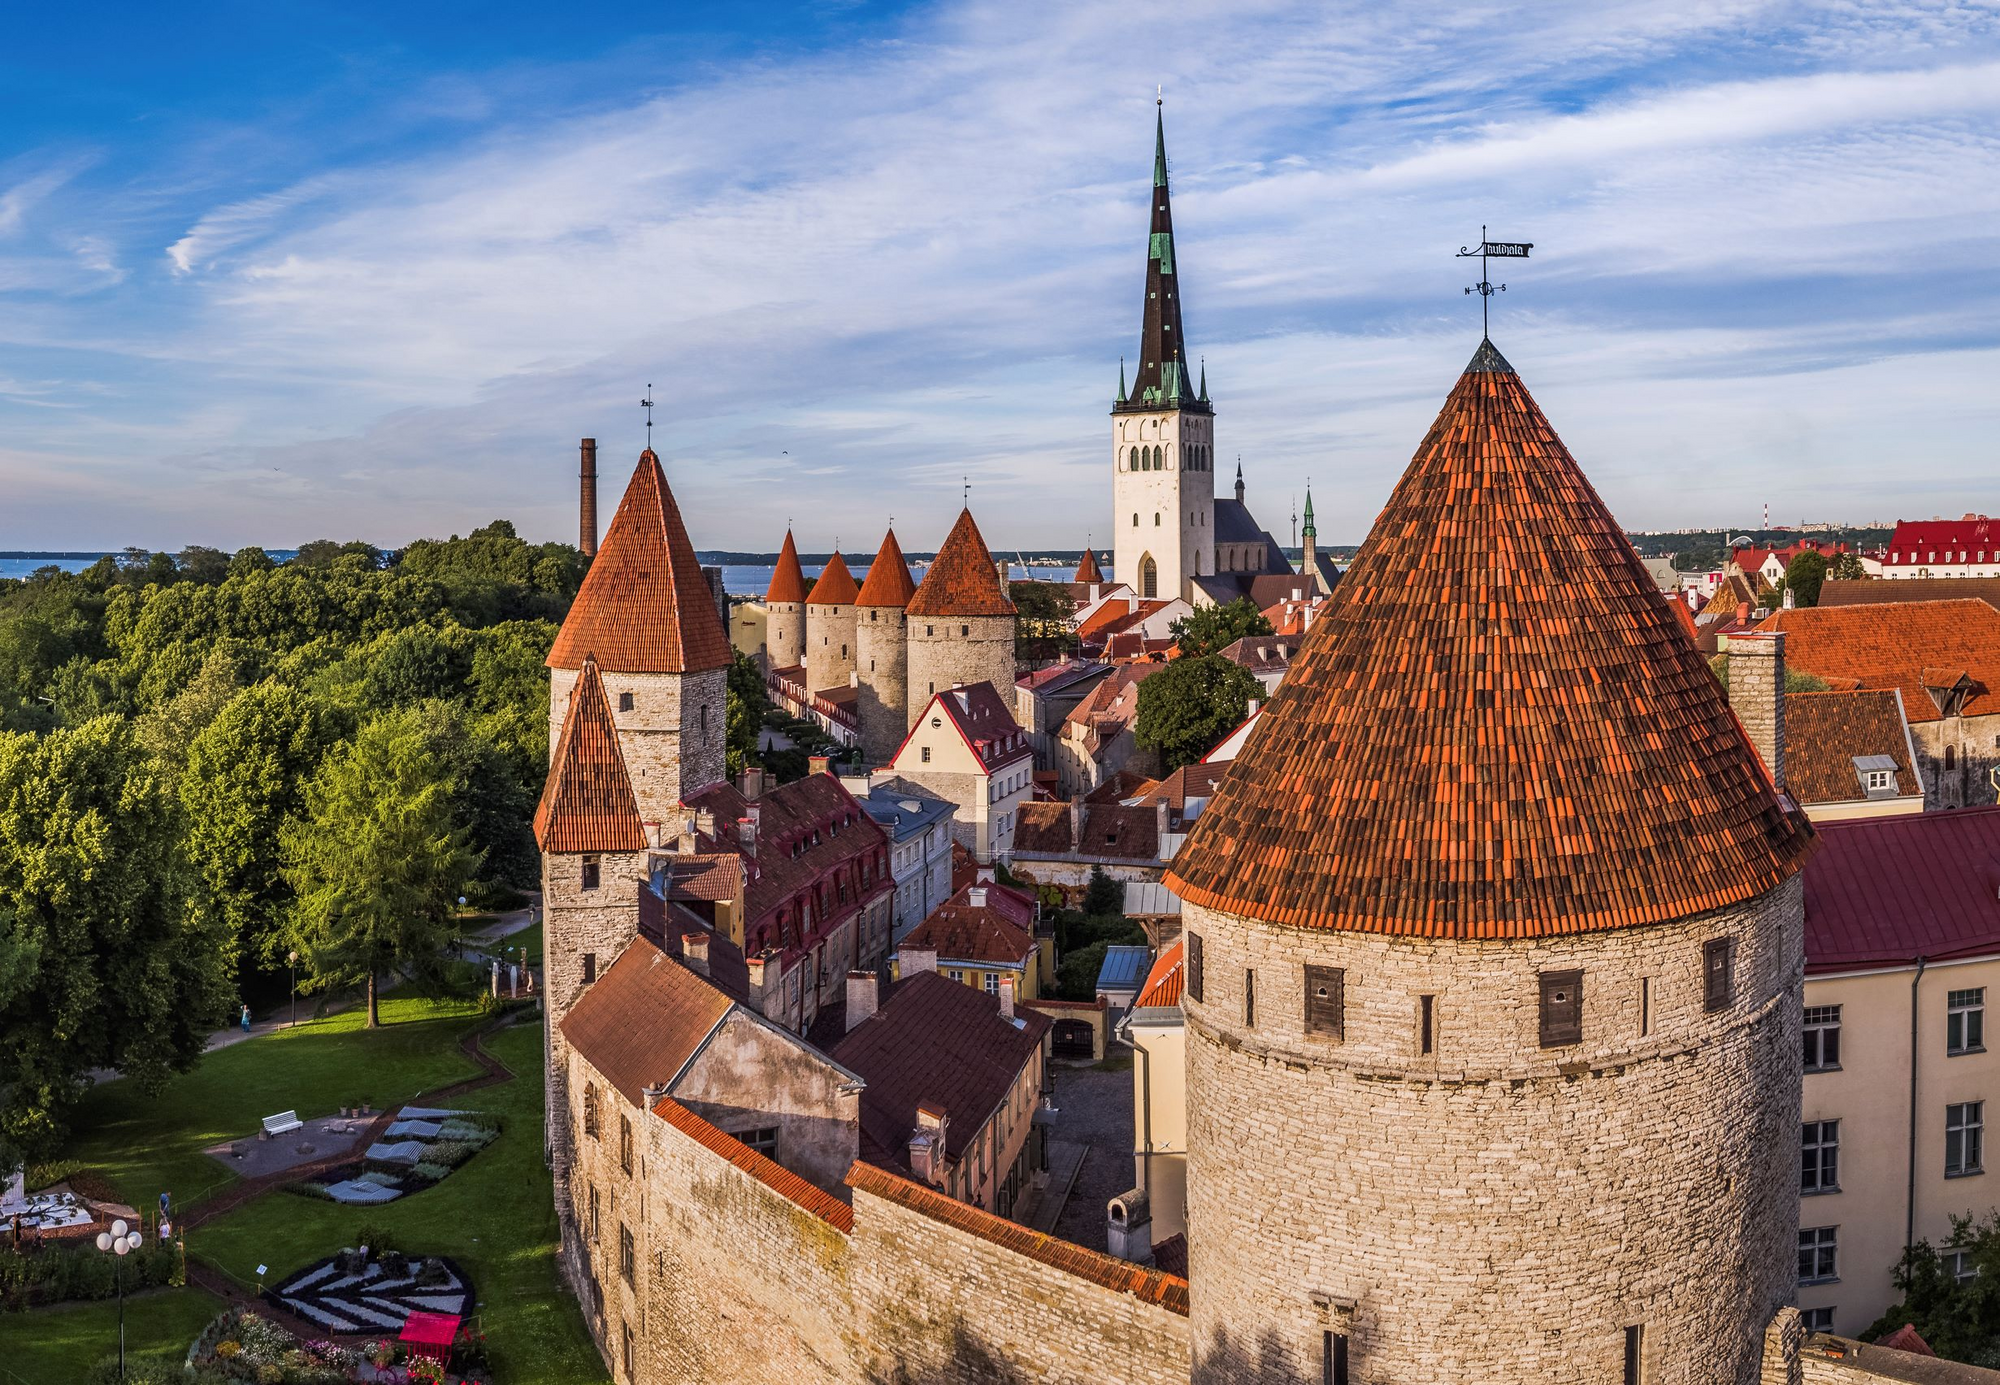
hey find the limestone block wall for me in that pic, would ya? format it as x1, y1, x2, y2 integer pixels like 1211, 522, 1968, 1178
671, 1010, 861, 1192
854, 607, 909, 766
906, 616, 1016, 731
1182, 876, 1804, 1385
1911, 713, 2000, 810
807, 601, 858, 698
768, 599, 806, 672
549, 667, 728, 819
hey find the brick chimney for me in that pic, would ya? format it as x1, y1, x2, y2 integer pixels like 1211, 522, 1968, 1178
809, 754, 832, 777
579, 438, 598, 557
1722, 631, 1787, 790
737, 807, 760, 855
997, 974, 1015, 1021
739, 765, 768, 800
901, 946, 938, 976
908, 1103, 948, 1186
682, 932, 711, 978
845, 970, 879, 1032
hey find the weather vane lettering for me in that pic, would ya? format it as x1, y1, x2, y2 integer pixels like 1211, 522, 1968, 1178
1457, 227, 1533, 338
641, 384, 655, 451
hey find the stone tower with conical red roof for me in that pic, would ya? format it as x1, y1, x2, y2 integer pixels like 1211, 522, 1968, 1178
1114, 106, 1215, 601
764, 529, 809, 674
855, 527, 917, 763
905, 508, 1016, 729
1168, 340, 1815, 1385
805, 548, 860, 700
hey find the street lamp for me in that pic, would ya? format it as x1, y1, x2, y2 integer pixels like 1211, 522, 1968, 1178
287, 950, 298, 1029
95, 1217, 144, 1380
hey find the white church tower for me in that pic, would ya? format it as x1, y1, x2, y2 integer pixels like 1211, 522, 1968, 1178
1113, 104, 1214, 601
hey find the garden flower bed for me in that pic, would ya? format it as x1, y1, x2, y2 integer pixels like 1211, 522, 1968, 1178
288, 1110, 499, 1206
189, 1307, 492, 1383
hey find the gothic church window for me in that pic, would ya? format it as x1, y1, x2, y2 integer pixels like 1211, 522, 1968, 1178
1130, 446, 1140, 469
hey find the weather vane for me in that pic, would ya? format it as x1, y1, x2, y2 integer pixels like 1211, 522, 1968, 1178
641, 384, 655, 451
963, 475, 970, 508
1457, 226, 1533, 338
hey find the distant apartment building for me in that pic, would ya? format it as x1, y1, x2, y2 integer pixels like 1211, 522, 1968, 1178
1883, 517, 2000, 579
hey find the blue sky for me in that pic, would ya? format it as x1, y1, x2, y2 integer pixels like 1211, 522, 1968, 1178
4, 1, 1999, 552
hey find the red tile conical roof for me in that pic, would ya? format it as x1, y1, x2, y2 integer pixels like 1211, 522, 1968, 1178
766, 530, 809, 604
535, 658, 648, 852
807, 550, 860, 606
856, 528, 918, 608
907, 509, 1015, 618
548, 451, 733, 673
1166, 340, 1815, 938
1074, 547, 1104, 583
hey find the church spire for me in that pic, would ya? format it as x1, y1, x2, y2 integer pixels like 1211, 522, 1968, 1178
1117, 101, 1207, 416
1302, 486, 1316, 539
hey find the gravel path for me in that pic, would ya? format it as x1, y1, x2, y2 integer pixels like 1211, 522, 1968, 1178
1046, 1050, 1137, 1254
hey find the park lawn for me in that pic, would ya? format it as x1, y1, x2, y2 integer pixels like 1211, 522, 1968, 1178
65, 994, 487, 1215
500, 920, 542, 965
194, 1016, 606, 1384
0, 1284, 226, 1385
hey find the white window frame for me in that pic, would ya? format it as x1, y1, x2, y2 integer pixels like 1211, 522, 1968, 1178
1949, 988, 1985, 1056
1947, 1101, 1985, 1177
1804, 1005, 1842, 1073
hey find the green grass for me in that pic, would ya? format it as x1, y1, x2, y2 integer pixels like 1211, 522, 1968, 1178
193, 1017, 605, 1383
65, 994, 487, 1214
499, 920, 542, 965
0, 1286, 226, 1385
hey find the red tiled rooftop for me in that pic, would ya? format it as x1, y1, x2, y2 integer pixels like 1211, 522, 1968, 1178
559, 936, 732, 1105
1887, 516, 1997, 565
1820, 577, 2000, 614
1804, 806, 2000, 973
855, 528, 918, 608
899, 901, 1036, 967
1757, 599, 2000, 723
1133, 940, 1184, 1009
548, 450, 733, 673
1074, 548, 1104, 583
1784, 689, 1921, 807
906, 509, 1015, 617
807, 550, 860, 606
766, 530, 810, 604
534, 659, 648, 852
1167, 340, 1815, 939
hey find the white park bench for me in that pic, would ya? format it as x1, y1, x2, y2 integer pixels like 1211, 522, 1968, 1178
261, 1111, 304, 1138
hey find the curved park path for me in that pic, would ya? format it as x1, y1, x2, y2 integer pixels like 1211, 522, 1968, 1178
180, 1014, 519, 1336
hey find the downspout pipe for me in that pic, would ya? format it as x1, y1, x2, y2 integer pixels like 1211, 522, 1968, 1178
1117, 1008, 1154, 1196
1908, 955, 1928, 1254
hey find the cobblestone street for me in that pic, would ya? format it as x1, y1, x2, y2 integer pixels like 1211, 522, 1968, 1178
1045, 1048, 1136, 1254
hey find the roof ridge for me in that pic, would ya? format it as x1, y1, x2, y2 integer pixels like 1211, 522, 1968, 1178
534, 659, 648, 852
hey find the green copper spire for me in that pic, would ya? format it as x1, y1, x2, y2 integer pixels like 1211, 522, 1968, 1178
1199, 359, 1207, 402
1117, 357, 1128, 403
1302, 487, 1316, 538
1154, 106, 1168, 189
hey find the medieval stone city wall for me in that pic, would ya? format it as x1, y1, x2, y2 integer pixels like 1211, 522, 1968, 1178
1181, 876, 1804, 1385
854, 606, 909, 765
807, 600, 858, 700
905, 615, 1016, 730
768, 597, 806, 672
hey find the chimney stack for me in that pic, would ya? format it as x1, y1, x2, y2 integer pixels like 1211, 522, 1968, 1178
845, 970, 879, 1032
737, 807, 760, 855
967, 886, 988, 908
997, 974, 1015, 1021
1722, 631, 1787, 790
579, 438, 599, 557
1106, 1188, 1155, 1265
908, 1103, 949, 1186
901, 946, 938, 976
1068, 796, 1084, 853
997, 560, 1011, 593
809, 754, 832, 777
682, 932, 711, 978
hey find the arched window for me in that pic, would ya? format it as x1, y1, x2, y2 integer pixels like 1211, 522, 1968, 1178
1129, 446, 1139, 470
1140, 555, 1157, 599
1154, 512, 1162, 526
1132, 512, 1139, 527
1945, 745, 1957, 770
1152, 445, 1163, 469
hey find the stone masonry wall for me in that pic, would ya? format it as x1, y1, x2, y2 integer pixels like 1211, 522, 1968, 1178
855, 607, 909, 766
1182, 876, 1804, 1385
905, 615, 1016, 731
769, 598, 806, 672
808, 601, 858, 701
550, 666, 728, 820
1911, 713, 2000, 811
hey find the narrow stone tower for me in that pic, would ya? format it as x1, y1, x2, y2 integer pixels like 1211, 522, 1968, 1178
805, 549, 860, 698
1166, 339, 1817, 1385
764, 529, 809, 674
855, 527, 917, 765
1113, 105, 1214, 601
905, 508, 1017, 725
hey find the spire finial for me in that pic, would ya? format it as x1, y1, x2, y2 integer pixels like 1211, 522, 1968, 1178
963, 475, 970, 509
1457, 226, 1533, 340
641, 384, 654, 452
1117, 356, 1127, 404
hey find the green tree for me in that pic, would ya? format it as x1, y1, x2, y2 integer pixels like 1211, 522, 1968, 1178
1830, 551, 1866, 581
1865, 1213, 2000, 1363
134, 643, 242, 766
1785, 550, 1828, 608
1135, 654, 1262, 771
1010, 580, 1077, 663
1082, 864, 1124, 918
1170, 597, 1272, 658
725, 651, 771, 778
281, 708, 479, 1027
0, 718, 232, 1164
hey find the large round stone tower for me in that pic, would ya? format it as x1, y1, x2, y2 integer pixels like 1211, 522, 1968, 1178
1165, 339, 1817, 1385
804, 549, 859, 698
905, 508, 1017, 726
764, 529, 808, 674
854, 526, 916, 765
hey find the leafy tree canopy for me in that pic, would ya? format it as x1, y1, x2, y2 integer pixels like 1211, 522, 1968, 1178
1785, 549, 1828, 608
1170, 597, 1272, 658
1134, 654, 1262, 771
1866, 1215, 2000, 1367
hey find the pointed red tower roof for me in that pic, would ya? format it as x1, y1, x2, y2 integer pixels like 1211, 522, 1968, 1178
766, 530, 809, 604
907, 509, 1016, 618
1074, 547, 1104, 583
535, 658, 648, 852
806, 550, 859, 605
548, 451, 732, 673
856, 528, 918, 608
1166, 340, 1815, 939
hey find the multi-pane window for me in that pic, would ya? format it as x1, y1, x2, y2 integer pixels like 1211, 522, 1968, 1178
1801, 1307, 1835, 1334
1803, 1006, 1842, 1072
983, 971, 999, 995
1798, 1227, 1838, 1284
1949, 988, 1986, 1055
1947, 1102, 1985, 1177
1945, 1247, 1981, 1284
1704, 938, 1735, 1012
1865, 768, 1893, 792
736, 1127, 779, 1159
1801, 1120, 1839, 1194
584, 1084, 602, 1139
618, 1224, 635, 1285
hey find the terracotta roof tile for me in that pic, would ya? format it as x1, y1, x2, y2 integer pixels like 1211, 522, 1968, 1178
1783, 689, 1922, 807
766, 530, 810, 604
549, 450, 733, 672
1758, 599, 2000, 723
1133, 940, 1184, 1009
844, 1161, 1188, 1314
855, 528, 918, 608
683, 773, 891, 943
534, 659, 648, 852
653, 1095, 854, 1231
898, 902, 1036, 967
559, 935, 732, 1105
1167, 340, 1816, 939
906, 509, 1015, 617
1074, 548, 1105, 583
807, 550, 860, 606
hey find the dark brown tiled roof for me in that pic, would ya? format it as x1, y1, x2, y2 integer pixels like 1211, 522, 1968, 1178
1759, 599, 2000, 723
1785, 689, 1921, 806
899, 902, 1036, 967
683, 773, 889, 936
806, 550, 860, 606
1012, 802, 1162, 862
907, 682, 1031, 772
548, 450, 733, 673
534, 658, 648, 852
832, 971, 1049, 1167
855, 528, 918, 608
1084, 768, 1160, 803
1167, 340, 1816, 939
766, 530, 810, 604
559, 935, 732, 1105
844, 1161, 1187, 1314
1821, 578, 2000, 613
906, 509, 1015, 617
1074, 548, 1104, 583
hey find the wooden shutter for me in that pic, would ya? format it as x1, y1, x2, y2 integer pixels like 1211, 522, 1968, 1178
1304, 965, 1345, 1038
1539, 969, 1583, 1048
1186, 933, 1204, 1003
1704, 938, 1734, 1012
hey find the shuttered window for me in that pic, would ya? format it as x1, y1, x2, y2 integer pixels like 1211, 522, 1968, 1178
1539, 970, 1583, 1048
1185, 933, 1203, 1003
1304, 966, 1345, 1038
1704, 938, 1735, 1013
